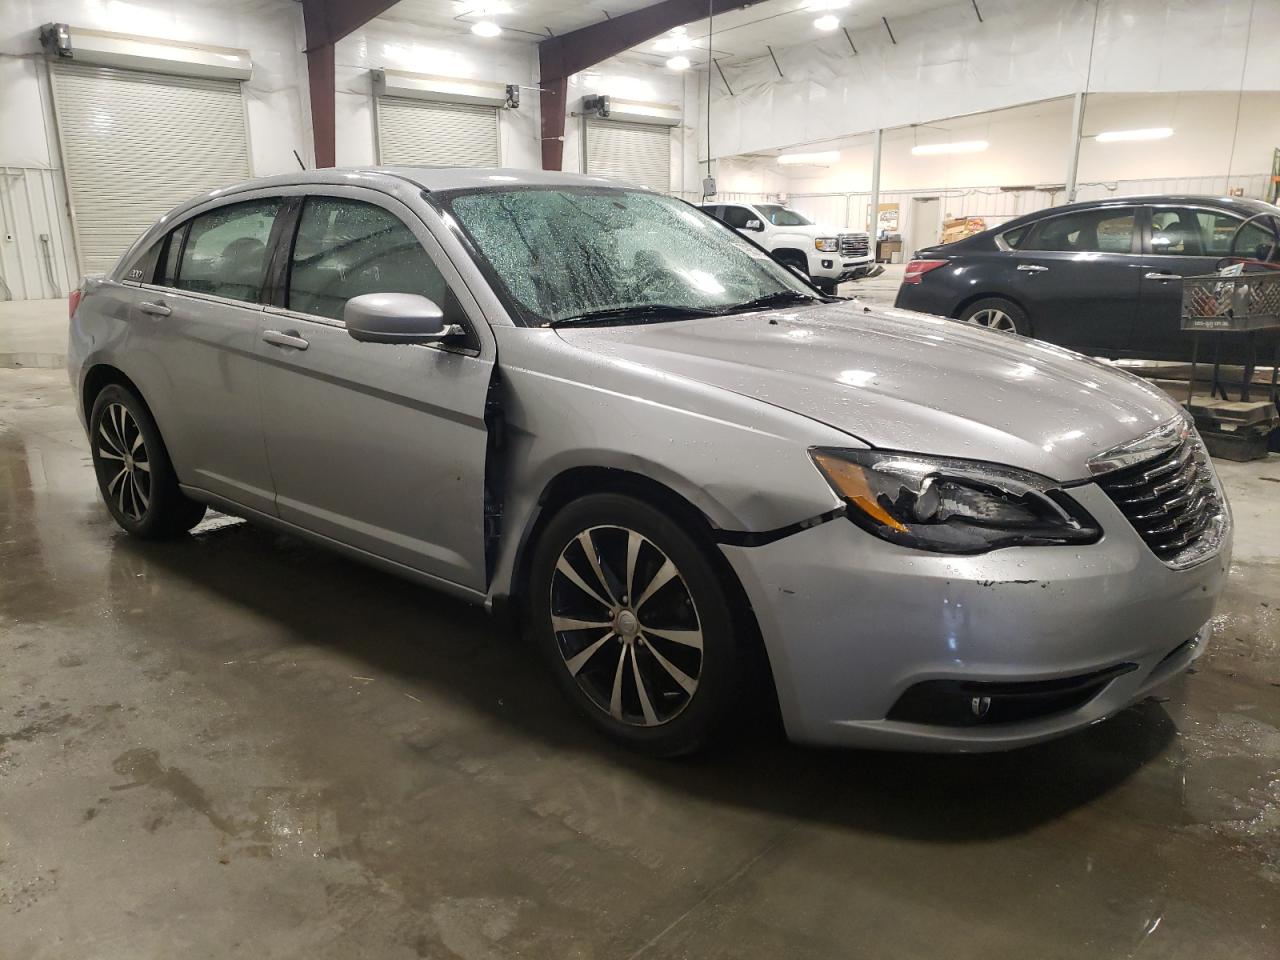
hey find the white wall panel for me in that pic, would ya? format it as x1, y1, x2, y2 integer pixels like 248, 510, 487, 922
0, 166, 76, 301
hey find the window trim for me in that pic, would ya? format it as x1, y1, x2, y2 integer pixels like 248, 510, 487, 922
1020, 205, 1141, 256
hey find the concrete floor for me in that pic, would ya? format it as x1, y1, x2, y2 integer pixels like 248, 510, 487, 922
2, 296, 1279, 959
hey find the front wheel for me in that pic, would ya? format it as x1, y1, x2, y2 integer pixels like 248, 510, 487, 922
527, 493, 744, 756
89, 384, 206, 538
956, 297, 1030, 336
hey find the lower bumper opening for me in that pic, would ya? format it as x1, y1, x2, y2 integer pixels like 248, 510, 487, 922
886, 662, 1138, 727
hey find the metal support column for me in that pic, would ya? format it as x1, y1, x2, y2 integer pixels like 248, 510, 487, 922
868, 127, 882, 234
1065, 90, 1085, 202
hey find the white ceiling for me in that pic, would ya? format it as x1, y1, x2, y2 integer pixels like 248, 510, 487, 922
381, 0, 967, 67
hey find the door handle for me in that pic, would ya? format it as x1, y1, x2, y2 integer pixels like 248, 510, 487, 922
1144, 272, 1182, 281
1017, 264, 1048, 273
262, 329, 310, 351
139, 301, 171, 317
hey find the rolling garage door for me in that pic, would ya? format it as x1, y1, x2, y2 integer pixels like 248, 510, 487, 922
376, 97, 501, 167
584, 119, 671, 192
49, 62, 251, 276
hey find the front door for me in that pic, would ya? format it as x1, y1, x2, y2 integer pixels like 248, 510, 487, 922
255, 191, 493, 591
128, 196, 283, 515
1135, 204, 1278, 361
1009, 205, 1143, 356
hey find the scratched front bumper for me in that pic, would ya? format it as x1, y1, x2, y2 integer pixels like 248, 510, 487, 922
720, 483, 1231, 751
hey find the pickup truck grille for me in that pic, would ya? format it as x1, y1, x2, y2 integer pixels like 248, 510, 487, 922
839, 234, 869, 258
1094, 435, 1223, 564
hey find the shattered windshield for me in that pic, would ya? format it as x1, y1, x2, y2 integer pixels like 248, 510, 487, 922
436, 187, 815, 327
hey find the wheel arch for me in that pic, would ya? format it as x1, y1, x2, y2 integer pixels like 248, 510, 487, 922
82, 363, 146, 423
771, 246, 808, 268
952, 290, 1031, 323
500, 465, 779, 719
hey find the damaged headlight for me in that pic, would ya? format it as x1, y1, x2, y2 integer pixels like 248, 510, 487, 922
809, 448, 1100, 554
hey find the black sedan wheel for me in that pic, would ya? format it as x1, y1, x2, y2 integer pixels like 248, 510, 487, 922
529, 493, 742, 755
958, 297, 1030, 335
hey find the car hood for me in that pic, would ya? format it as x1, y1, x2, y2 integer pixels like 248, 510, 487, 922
554, 300, 1180, 482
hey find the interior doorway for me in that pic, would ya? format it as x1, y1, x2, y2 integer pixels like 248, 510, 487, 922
908, 197, 941, 257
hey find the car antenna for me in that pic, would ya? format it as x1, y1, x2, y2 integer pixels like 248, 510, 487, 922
293, 149, 307, 171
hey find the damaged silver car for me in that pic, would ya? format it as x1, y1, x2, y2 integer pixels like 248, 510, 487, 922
68, 168, 1231, 755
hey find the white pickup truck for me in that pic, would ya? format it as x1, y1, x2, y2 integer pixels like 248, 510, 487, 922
697, 201, 878, 293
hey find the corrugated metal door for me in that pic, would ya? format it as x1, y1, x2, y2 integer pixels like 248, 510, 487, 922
584, 119, 671, 192
49, 62, 251, 276
376, 97, 501, 167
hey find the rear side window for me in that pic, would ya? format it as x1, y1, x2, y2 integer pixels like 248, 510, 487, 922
175, 199, 281, 303
1001, 225, 1027, 249
1023, 208, 1136, 254
287, 197, 456, 323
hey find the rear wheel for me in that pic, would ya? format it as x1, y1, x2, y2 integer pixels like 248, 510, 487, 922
527, 493, 743, 756
957, 297, 1030, 335
89, 384, 206, 538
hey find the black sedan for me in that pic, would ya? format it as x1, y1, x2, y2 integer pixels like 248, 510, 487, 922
894, 195, 1280, 362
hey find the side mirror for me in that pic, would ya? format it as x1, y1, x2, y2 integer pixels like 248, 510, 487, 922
744, 219, 764, 231
344, 293, 454, 344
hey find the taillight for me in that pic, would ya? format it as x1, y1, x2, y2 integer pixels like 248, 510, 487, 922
902, 259, 948, 285
69, 287, 83, 318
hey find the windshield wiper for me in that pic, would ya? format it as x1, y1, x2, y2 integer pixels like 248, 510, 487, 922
717, 290, 821, 315
547, 304, 718, 328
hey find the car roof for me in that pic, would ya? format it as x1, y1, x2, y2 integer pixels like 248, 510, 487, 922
1001, 193, 1277, 228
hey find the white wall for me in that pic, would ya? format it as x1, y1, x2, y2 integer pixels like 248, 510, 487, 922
702, 0, 1280, 161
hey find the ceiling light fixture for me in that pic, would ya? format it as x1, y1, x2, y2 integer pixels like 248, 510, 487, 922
1094, 127, 1173, 142
666, 55, 691, 71
777, 150, 840, 165
814, 14, 840, 31
471, 20, 502, 37
910, 140, 989, 155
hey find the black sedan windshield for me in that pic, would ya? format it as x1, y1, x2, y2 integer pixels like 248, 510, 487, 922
437, 187, 814, 326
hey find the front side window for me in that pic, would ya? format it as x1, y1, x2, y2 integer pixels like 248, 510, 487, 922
175, 199, 281, 303
437, 187, 814, 326
754, 204, 812, 227
1192, 209, 1272, 259
287, 197, 456, 323
1023, 208, 1136, 254
720, 206, 756, 229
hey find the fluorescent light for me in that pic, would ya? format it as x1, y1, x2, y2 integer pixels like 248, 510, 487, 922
470, 20, 502, 37
814, 15, 840, 30
1094, 127, 1173, 143
910, 140, 989, 156
777, 150, 840, 166
666, 55, 691, 71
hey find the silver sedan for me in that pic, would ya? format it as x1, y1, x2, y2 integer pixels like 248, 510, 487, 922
68, 168, 1231, 755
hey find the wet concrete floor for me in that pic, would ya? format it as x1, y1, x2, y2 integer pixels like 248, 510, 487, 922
2, 361, 1278, 959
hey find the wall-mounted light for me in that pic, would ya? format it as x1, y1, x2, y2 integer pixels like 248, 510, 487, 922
471, 20, 502, 37
666, 55, 691, 71
1094, 127, 1173, 143
910, 140, 989, 156
777, 150, 840, 165
814, 15, 841, 31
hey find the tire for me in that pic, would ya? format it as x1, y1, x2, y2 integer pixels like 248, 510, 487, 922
956, 297, 1030, 335
813, 278, 839, 296
773, 251, 811, 283
89, 384, 206, 539
527, 493, 744, 756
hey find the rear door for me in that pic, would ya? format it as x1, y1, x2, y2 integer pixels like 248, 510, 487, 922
127, 196, 282, 515
1012, 205, 1143, 355
255, 189, 494, 591
1136, 204, 1276, 360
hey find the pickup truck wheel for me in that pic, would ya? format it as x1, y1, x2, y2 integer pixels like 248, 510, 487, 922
957, 297, 1030, 336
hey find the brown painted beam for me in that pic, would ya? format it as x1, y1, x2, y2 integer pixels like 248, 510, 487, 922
307, 43, 337, 169
301, 0, 401, 167
538, 0, 765, 170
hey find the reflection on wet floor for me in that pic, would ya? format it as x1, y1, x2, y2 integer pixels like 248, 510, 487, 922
1, 365, 1278, 959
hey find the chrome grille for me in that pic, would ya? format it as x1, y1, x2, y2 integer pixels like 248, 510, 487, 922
839, 234, 869, 258
1095, 435, 1223, 565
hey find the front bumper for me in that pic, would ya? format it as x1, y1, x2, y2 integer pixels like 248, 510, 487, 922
720, 482, 1231, 751
810, 255, 877, 283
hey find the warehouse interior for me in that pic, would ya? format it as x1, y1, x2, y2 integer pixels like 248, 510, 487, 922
2, 0, 1279, 956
